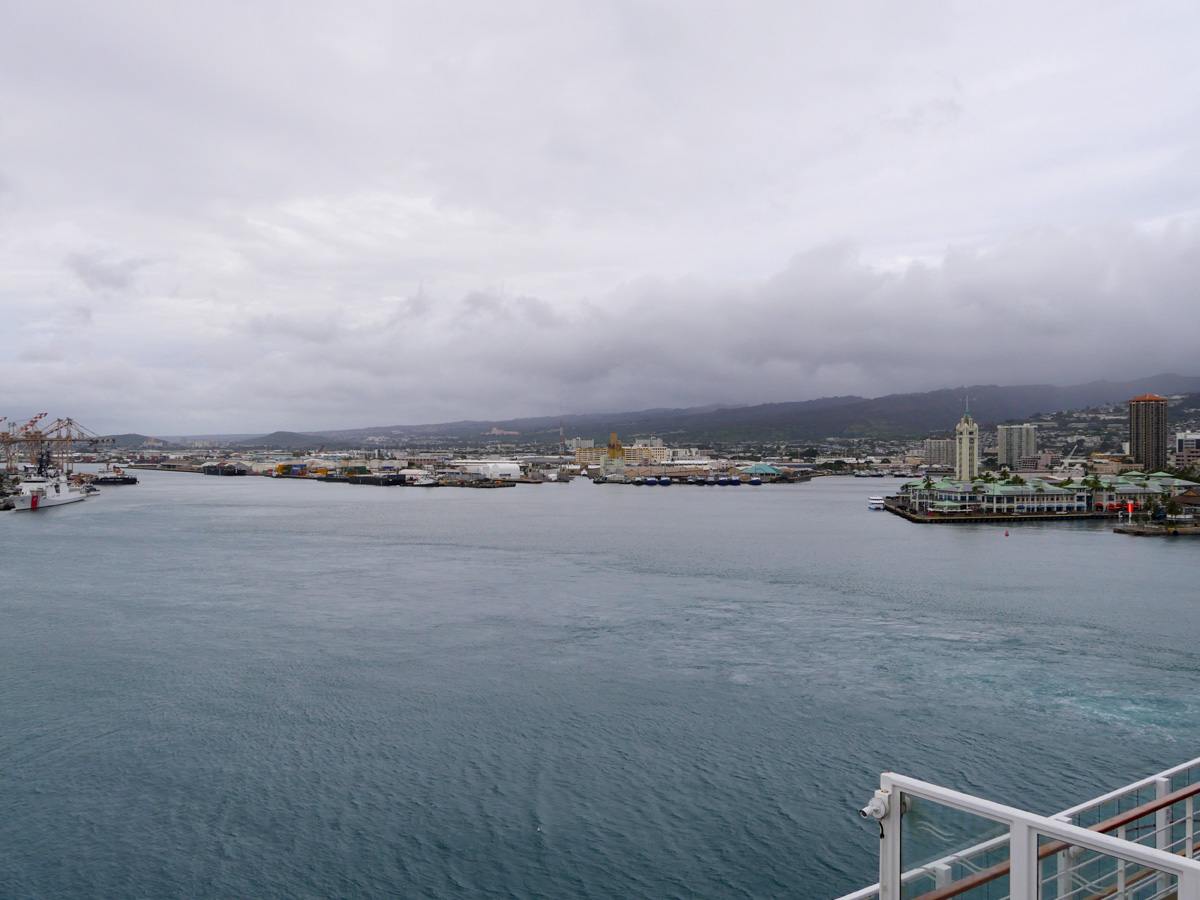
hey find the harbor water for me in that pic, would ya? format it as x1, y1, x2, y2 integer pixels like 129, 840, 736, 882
2, 473, 1198, 899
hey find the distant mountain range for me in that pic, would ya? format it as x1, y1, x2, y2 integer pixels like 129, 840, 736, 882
116, 374, 1200, 450
308, 374, 1200, 446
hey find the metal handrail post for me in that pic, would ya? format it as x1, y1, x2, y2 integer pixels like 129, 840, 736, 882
1008, 820, 1037, 900
1189, 796, 1196, 859
1157, 776, 1171, 897
879, 774, 902, 900
1055, 845, 1074, 899
1180, 866, 1200, 900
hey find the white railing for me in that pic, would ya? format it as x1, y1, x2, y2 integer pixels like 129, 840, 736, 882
834, 887, 882, 900
834, 756, 1200, 900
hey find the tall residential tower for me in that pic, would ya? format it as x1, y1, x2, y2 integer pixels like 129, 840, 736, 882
997, 424, 1038, 468
1129, 394, 1168, 472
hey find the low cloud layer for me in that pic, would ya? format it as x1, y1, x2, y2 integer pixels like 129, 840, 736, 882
2, 2, 1198, 434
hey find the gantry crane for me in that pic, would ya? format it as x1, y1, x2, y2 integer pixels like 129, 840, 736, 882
1, 415, 113, 475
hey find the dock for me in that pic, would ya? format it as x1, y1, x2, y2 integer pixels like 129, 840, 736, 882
883, 498, 1110, 524
1113, 523, 1200, 537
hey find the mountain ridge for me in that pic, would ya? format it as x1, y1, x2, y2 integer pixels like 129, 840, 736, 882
118, 374, 1200, 448
306, 374, 1200, 444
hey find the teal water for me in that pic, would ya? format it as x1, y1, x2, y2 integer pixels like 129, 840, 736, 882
2, 473, 1198, 899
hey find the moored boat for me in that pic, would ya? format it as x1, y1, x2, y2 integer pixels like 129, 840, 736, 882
92, 473, 139, 485
9, 477, 91, 511
91, 463, 139, 485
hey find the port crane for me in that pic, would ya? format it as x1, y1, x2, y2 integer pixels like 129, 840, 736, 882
1, 415, 113, 475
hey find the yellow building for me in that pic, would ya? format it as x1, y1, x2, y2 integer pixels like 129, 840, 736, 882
624, 446, 671, 464
575, 446, 610, 467
576, 438, 671, 467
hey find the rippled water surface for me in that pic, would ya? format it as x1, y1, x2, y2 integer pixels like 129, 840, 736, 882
2, 472, 1198, 898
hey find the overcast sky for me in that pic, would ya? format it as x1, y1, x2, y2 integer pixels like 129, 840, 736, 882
2, 1, 1198, 435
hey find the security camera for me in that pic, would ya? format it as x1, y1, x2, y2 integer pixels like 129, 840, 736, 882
859, 789, 890, 820
858, 798, 885, 819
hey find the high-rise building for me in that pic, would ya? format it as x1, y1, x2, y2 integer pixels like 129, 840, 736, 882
997, 424, 1038, 468
923, 438, 955, 466
1176, 432, 1200, 468
955, 412, 979, 481
1129, 394, 1168, 472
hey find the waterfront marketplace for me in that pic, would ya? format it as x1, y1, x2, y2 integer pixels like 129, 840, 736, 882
884, 470, 1200, 524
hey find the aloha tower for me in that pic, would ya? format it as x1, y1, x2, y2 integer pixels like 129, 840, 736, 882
955, 406, 979, 481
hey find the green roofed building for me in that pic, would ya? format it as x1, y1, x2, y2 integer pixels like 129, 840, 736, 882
899, 472, 1197, 516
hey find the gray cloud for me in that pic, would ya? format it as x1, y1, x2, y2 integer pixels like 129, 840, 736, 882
886, 96, 963, 134
1, 2, 1198, 433
65, 253, 149, 293
248, 313, 342, 345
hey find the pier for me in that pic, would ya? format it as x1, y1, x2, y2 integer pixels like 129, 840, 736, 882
883, 497, 1110, 524
1113, 522, 1200, 537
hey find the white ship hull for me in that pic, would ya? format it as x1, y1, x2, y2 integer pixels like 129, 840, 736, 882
10, 478, 90, 511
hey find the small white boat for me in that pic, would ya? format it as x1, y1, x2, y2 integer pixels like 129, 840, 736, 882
867, 496, 885, 510
10, 477, 91, 511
